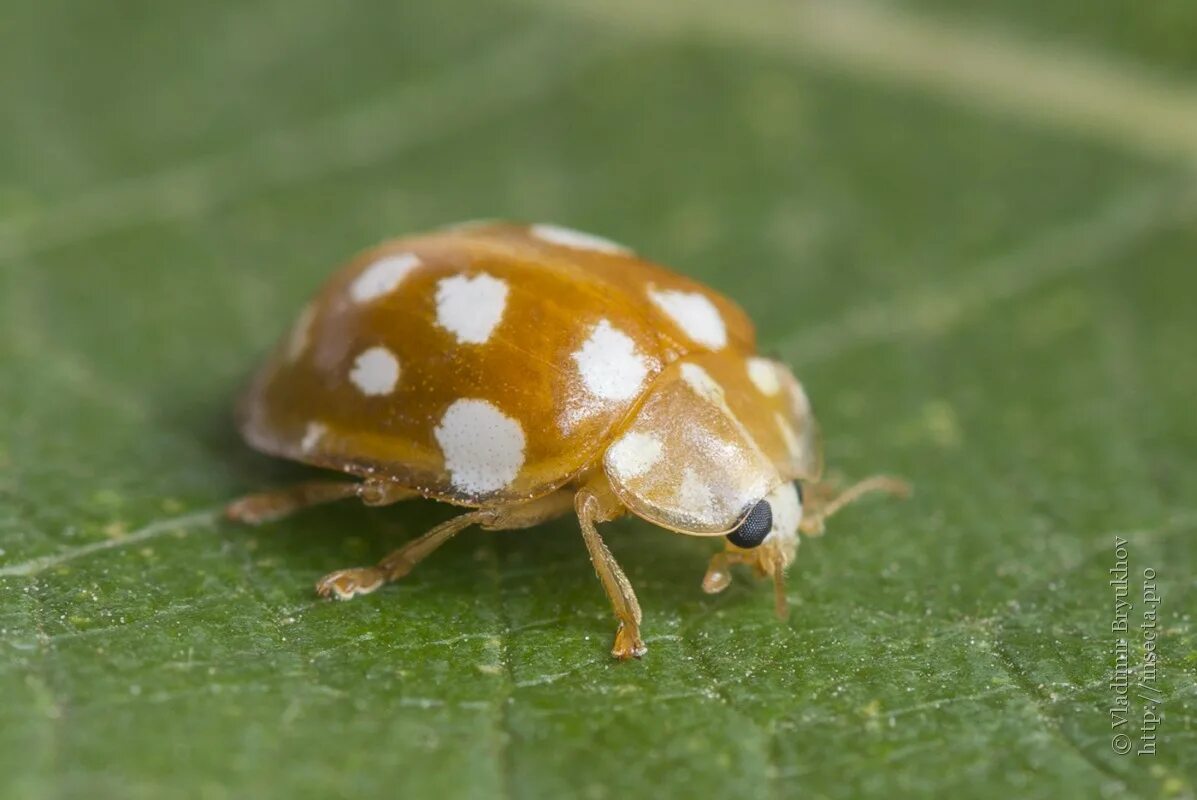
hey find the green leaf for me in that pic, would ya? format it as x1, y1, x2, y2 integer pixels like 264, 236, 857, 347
2, 1, 1194, 798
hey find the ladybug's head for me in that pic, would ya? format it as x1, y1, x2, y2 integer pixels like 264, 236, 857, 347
700, 481, 804, 617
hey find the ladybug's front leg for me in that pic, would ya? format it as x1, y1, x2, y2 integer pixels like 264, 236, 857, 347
798, 475, 910, 536
575, 489, 646, 660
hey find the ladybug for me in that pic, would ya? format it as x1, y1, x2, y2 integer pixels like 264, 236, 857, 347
227, 222, 907, 659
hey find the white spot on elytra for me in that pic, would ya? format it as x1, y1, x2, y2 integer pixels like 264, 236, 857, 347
776, 412, 801, 458
556, 394, 600, 435
301, 422, 327, 453
530, 223, 629, 254
435, 399, 526, 495
680, 363, 724, 403
350, 252, 420, 303
286, 304, 317, 362
606, 432, 663, 479
677, 468, 714, 514
349, 346, 400, 396
435, 273, 509, 344
573, 320, 650, 401
648, 286, 727, 349
747, 357, 781, 396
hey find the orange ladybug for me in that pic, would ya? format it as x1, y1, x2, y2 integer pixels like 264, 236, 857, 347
227, 222, 907, 659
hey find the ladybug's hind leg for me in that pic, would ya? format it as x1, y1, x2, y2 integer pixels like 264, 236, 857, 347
225, 479, 417, 525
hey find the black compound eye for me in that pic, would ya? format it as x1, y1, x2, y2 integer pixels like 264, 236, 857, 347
726, 499, 772, 549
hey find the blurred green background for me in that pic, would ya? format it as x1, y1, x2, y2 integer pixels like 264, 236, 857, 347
1, 1, 1194, 798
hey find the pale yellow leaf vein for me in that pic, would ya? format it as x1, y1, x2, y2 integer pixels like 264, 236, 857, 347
0, 508, 221, 577
522, 0, 1197, 166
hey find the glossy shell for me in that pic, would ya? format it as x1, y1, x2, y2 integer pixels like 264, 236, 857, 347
238, 222, 819, 528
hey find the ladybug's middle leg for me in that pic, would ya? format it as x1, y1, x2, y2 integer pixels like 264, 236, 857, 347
315, 490, 575, 601
316, 510, 485, 600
